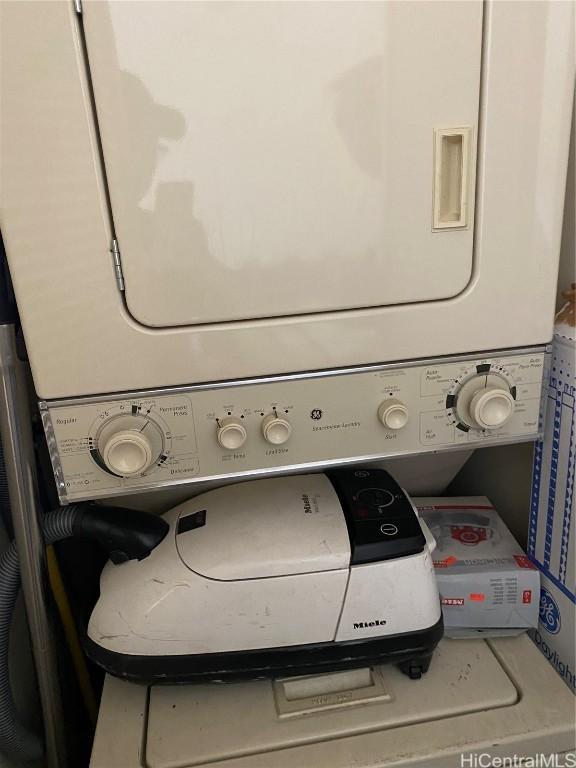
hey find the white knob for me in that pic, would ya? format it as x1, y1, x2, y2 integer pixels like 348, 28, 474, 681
469, 387, 515, 430
102, 430, 154, 477
262, 414, 292, 445
378, 399, 409, 430
217, 418, 247, 450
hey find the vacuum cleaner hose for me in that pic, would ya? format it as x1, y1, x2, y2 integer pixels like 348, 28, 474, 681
0, 505, 79, 762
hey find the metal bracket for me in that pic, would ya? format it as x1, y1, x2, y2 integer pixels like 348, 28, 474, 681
110, 239, 125, 292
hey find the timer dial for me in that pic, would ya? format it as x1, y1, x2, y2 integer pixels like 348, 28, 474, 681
454, 373, 515, 430
378, 399, 409, 430
469, 387, 515, 429
217, 418, 247, 450
102, 431, 154, 476
94, 411, 165, 477
262, 413, 292, 445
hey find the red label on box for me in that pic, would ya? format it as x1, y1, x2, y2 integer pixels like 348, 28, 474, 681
433, 556, 458, 568
522, 590, 532, 604
514, 555, 537, 570
450, 525, 488, 545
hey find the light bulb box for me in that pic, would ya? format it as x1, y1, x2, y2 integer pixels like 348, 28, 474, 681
528, 321, 575, 692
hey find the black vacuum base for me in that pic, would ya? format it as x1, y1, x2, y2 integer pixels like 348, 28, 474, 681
85, 616, 443, 684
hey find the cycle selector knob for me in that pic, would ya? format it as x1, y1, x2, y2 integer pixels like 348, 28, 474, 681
101, 430, 154, 477
217, 418, 247, 450
262, 414, 292, 445
454, 374, 515, 430
469, 386, 515, 429
378, 399, 409, 430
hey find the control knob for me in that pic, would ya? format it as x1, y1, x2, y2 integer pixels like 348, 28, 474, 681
378, 399, 409, 430
262, 413, 292, 445
455, 374, 515, 430
101, 430, 154, 477
217, 418, 247, 450
94, 413, 164, 477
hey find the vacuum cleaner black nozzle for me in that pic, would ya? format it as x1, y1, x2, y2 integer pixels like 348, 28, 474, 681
73, 504, 169, 564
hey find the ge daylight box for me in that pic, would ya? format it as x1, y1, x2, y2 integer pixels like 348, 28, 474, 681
528, 297, 575, 692
416, 497, 540, 638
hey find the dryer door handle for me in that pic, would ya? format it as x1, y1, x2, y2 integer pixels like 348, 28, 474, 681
433, 127, 472, 230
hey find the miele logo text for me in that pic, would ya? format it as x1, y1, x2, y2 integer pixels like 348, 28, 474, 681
353, 620, 386, 629
301, 494, 312, 514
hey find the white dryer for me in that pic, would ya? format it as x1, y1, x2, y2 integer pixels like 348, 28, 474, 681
0, 0, 574, 502
0, 0, 573, 401
0, 1, 573, 502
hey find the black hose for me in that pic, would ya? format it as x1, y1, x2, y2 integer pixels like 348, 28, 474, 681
0, 502, 168, 763
0, 505, 81, 763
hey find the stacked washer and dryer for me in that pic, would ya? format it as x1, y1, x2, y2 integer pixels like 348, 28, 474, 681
0, 0, 574, 765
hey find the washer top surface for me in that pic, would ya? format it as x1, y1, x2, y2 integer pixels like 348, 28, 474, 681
90, 635, 576, 768
144, 639, 516, 767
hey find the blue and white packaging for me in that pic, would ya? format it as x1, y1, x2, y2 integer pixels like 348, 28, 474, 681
529, 304, 575, 692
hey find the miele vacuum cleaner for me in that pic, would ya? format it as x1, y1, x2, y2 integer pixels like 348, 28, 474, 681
83, 469, 443, 682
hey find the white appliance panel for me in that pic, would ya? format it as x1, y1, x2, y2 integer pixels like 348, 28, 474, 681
174, 475, 350, 580
0, 2, 573, 399
83, 1, 481, 326
335, 553, 441, 641
43, 349, 546, 503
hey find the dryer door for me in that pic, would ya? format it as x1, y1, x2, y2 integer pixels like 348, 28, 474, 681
83, 1, 482, 327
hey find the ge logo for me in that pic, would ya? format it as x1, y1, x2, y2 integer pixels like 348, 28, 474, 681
310, 409, 323, 420
539, 588, 561, 635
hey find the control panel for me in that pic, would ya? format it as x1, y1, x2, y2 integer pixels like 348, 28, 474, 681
41, 349, 546, 502
328, 469, 427, 565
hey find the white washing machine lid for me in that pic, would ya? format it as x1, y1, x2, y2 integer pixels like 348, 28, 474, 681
174, 474, 350, 580
82, 1, 481, 327
145, 639, 516, 767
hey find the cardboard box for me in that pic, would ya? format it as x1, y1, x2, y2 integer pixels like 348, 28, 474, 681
416, 497, 540, 638
528, 310, 575, 692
